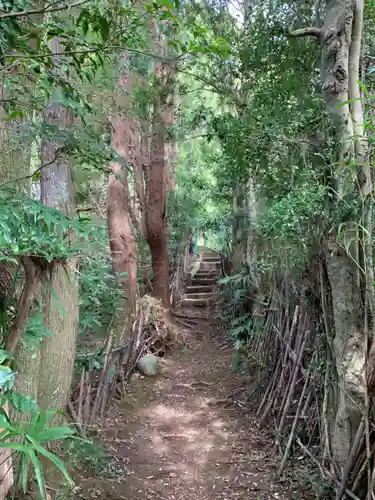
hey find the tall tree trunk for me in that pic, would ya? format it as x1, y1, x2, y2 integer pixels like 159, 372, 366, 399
107, 128, 137, 341
322, 0, 369, 468
144, 29, 171, 308
37, 37, 79, 413
291, 0, 371, 467
107, 58, 137, 342
0, 58, 38, 494
146, 112, 169, 306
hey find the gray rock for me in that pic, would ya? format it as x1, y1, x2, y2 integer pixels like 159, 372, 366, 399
137, 354, 158, 376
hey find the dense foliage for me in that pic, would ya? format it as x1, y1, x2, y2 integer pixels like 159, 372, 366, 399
1, 0, 375, 497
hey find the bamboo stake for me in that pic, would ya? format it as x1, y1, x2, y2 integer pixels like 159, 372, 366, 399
296, 439, 361, 500
336, 419, 365, 500
259, 308, 299, 426
83, 372, 91, 425
277, 328, 308, 436
278, 312, 305, 417
90, 333, 113, 424
77, 366, 85, 423
99, 362, 112, 419
277, 360, 313, 477
352, 442, 375, 493
67, 400, 86, 438
257, 357, 281, 418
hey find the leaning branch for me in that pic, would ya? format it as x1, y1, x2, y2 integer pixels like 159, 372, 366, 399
287, 27, 321, 38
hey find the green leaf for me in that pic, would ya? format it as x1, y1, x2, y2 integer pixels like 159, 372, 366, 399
31, 441, 75, 487
358, 80, 369, 97
21, 453, 28, 493
98, 17, 110, 41
155, 0, 175, 7
10, 393, 38, 415
28, 449, 46, 500
7, 110, 25, 120
0, 366, 15, 390
36, 425, 76, 443
0, 411, 11, 430
0, 350, 9, 364
0, 442, 30, 452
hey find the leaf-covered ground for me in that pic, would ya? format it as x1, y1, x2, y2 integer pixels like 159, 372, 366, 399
74, 321, 311, 500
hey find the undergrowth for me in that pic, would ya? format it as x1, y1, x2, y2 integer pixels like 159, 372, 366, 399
217, 265, 257, 372
64, 438, 124, 479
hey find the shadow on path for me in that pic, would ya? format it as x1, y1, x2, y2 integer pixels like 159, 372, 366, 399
81, 326, 305, 500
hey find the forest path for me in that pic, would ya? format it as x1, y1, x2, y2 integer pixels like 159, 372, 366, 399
81, 320, 302, 500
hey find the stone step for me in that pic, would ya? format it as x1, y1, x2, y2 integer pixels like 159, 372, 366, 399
199, 266, 220, 272
191, 277, 217, 286
186, 292, 213, 300
202, 256, 221, 263
186, 285, 214, 294
181, 297, 211, 308
194, 271, 217, 278
198, 246, 217, 253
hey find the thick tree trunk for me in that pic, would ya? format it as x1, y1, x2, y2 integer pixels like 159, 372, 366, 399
0, 75, 36, 494
290, 0, 371, 467
107, 148, 137, 341
321, 0, 368, 467
146, 115, 170, 306
321, 0, 369, 467
144, 34, 171, 308
107, 61, 137, 342
37, 266, 79, 411
37, 37, 79, 414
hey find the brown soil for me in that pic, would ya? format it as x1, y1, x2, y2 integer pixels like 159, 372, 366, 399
76, 322, 305, 500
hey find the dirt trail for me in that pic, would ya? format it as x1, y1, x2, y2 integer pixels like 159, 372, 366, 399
79, 321, 303, 500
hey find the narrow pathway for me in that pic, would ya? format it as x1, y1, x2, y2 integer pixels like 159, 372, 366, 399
78, 250, 304, 499
81, 327, 303, 500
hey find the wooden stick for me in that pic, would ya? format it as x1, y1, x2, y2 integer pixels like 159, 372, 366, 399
90, 333, 113, 424
83, 372, 91, 425
296, 439, 361, 500
259, 308, 298, 426
277, 308, 301, 404
336, 419, 365, 500
277, 328, 307, 435
257, 357, 281, 418
123, 313, 144, 378
99, 362, 112, 419
277, 360, 313, 477
77, 367, 85, 423
352, 441, 375, 492
67, 400, 86, 438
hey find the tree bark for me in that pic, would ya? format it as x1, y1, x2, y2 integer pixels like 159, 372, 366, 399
37, 37, 79, 414
144, 29, 171, 308
290, 0, 371, 467
320, 0, 368, 467
107, 57, 137, 342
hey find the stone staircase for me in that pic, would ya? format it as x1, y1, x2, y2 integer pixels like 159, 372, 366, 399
181, 248, 221, 309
